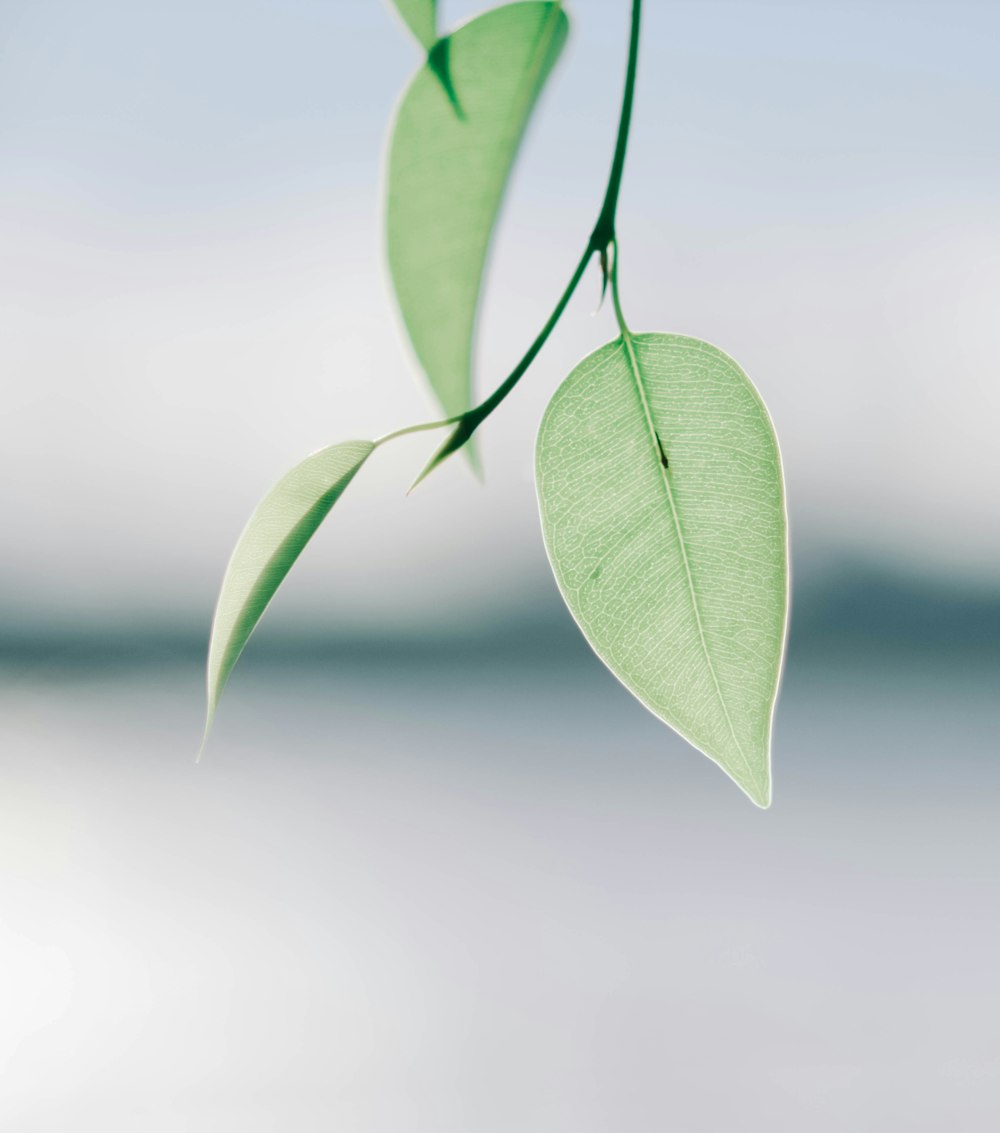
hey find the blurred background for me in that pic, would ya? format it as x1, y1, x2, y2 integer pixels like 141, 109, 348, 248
1, 0, 997, 1128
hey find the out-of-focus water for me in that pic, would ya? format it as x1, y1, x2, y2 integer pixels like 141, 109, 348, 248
1, 594, 997, 1132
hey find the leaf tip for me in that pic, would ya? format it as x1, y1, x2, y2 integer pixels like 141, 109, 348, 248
427, 37, 464, 118
466, 439, 483, 482
406, 465, 432, 496
748, 781, 772, 810
407, 427, 480, 492
196, 704, 216, 764
737, 761, 772, 809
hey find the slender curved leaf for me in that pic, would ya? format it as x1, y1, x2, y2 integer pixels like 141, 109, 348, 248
536, 334, 788, 806
386, 1, 568, 421
389, 0, 437, 51
203, 440, 374, 740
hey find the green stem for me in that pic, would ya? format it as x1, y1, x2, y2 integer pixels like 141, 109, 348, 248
408, 243, 595, 488
374, 415, 460, 448
403, 0, 644, 487
609, 239, 632, 340
591, 0, 642, 252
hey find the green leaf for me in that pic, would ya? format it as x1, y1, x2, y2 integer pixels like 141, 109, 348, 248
536, 334, 788, 807
202, 440, 374, 742
389, 0, 437, 51
386, 1, 569, 422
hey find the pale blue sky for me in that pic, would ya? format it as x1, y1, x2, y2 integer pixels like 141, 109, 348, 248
2, 0, 997, 631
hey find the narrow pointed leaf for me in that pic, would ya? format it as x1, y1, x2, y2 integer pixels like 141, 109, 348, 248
386, 1, 568, 421
389, 0, 437, 51
536, 334, 788, 806
204, 440, 374, 734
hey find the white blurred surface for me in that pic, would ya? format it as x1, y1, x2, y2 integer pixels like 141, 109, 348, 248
1, 645, 997, 1131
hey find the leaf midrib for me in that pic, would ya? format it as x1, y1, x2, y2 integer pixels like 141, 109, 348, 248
510, 5, 565, 133
616, 332, 759, 792
480, 4, 566, 257
427, 2, 566, 416
468, 3, 564, 279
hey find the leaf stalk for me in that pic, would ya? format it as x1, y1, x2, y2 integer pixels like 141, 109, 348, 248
609, 239, 633, 340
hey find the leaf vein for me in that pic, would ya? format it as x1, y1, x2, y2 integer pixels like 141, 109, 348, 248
617, 333, 760, 792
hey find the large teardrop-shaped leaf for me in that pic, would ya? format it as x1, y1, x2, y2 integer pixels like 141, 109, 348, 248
389, 0, 437, 51
386, 1, 569, 421
536, 334, 788, 807
203, 440, 374, 740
